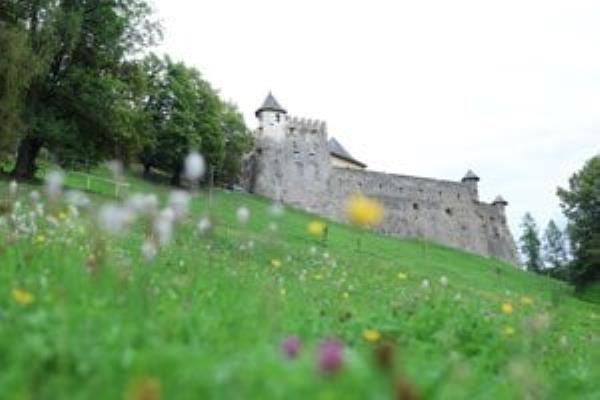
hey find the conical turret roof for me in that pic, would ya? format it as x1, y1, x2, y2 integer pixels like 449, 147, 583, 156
492, 195, 508, 206
462, 169, 480, 182
255, 92, 287, 117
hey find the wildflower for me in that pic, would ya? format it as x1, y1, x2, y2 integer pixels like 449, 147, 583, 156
421, 279, 430, 289
126, 193, 158, 215
268, 222, 278, 232
236, 206, 250, 224
168, 190, 190, 220
271, 259, 282, 268
141, 240, 158, 261
12, 288, 35, 305
98, 204, 134, 235
45, 170, 65, 200
125, 376, 161, 400
58, 212, 68, 221
30, 190, 41, 203
440, 276, 449, 287
9, 180, 18, 196
501, 303, 514, 315
309, 246, 317, 255
308, 221, 326, 236
183, 151, 205, 182
342, 292, 350, 299
280, 288, 286, 296
66, 190, 91, 209
520, 296, 533, 306
106, 160, 123, 180
503, 326, 515, 337
363, 329, 381, 343
346, 194, 384, 226
559, 335, 568, 347
197, 217, 212, 235
318, 339, 344, 374
153, 208, 175, 246
397, 272, 408, 280
314, 274, 323, 281
281, 336, 302, 359
268, 202, 285, 217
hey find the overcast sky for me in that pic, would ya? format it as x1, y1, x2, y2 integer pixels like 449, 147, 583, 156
153, 0, 599, 236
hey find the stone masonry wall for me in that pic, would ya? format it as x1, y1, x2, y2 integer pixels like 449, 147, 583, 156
244, 112, 520, 265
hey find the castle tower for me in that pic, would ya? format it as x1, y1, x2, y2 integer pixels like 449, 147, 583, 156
255, 92, 287, 140
461, 170, 480, 201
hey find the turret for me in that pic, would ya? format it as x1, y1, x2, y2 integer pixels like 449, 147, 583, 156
461, 169, 480, 200
255, 92, 287, 136
492, 195, 508, 207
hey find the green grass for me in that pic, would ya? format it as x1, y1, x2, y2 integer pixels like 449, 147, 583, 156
0, 171, 599, 399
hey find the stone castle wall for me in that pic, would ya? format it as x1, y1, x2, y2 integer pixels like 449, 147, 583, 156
243, 110, 520, 265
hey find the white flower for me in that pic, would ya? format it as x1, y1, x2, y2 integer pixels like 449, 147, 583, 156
45, 170, 65, 200
247, 240, 255, 250
154, 208, 175, 246
30, 190, 41, 203
559, 335, 568, 347
268, 222, 278, 232
236, 206, 250, 224
106, 160, 123, 180
440, 276, 449, 287
98, 204, 133, 234
309, 246, 317, 255
126, 193, 158, 215
268, 202, 285, 217
197, 217, 212, 235
183, 151, 205, 181
9, 180, 18, 196
141, 240, 158, 261
421, 279, 430, 289
168, 190, 190, 220
66, 190, 91, 208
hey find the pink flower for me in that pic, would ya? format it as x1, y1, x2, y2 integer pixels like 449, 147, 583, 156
281, 336, 302, 359
318, 339, 344, 374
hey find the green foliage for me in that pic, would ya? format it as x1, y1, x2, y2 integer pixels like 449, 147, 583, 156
0, 176, 598, 399
557, 155, 600, 287
542, 219, 569, 269
519, 212, 542, 273
139, 55, 251, 185
2, 0, 161, 178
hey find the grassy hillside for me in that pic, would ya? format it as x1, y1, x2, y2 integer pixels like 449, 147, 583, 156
0, 170, 598, 399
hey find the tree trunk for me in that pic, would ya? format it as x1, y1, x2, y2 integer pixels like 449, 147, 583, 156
11, 137, 43, 180
143, 163, 151, 178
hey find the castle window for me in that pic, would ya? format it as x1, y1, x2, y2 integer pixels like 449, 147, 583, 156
445, 208, 453, 216
457, 193, 461, 200
276, 113, 280, 122
413, 203, 419, 211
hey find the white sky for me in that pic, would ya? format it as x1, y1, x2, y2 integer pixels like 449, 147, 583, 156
153, 0, 599, 236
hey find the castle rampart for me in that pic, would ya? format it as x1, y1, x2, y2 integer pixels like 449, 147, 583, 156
243, 93, 520, 264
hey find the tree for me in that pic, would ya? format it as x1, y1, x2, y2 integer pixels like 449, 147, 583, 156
519, 212, 542, 272
557, 155, 600, 287
3, 0, 161, 179
542, 219, 569, 269
218, 102, 253, 185
139, 55, 224, 185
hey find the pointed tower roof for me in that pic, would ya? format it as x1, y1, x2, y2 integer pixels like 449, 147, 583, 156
492, 195, 508, 206
255, 92, 287, 117
461, 169, 480, 182
328, 137, 367, 168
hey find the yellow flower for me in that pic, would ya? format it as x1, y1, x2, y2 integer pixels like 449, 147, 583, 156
34, 234, 46, 244
503, 326, 515, 336
520, 296, 533, 306
346, 194, 384, 226
363, 329, 381, 343
12, 288, 35, 305
501, 302, 514, 315
270, 259, 282, 268
58, 212, 67, 220
307, 221, 327, 237
397, 272, 408, 280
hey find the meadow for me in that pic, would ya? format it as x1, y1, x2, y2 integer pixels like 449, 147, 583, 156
0, 168, 599, 399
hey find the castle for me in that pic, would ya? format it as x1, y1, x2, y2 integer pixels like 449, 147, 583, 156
242, 93, 520, 264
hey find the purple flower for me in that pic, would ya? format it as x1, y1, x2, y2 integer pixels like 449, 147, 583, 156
281, 336, 302, 359
317, 339, 344, 374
